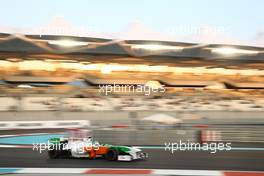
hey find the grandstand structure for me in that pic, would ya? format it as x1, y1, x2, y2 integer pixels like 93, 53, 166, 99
0, 33, 264, 112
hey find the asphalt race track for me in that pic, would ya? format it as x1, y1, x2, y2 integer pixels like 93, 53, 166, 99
0, 129, 263, 171
0, 147, 263, 171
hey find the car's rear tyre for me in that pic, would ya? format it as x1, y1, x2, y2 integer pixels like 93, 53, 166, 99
48, 149, 60, 159
105, 148, 119, 161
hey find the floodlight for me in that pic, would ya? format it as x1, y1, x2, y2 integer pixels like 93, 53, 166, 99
211, 47, 259, 55
48, 40, 88, 47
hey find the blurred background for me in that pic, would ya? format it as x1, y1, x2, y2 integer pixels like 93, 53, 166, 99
0, 33, 264, 146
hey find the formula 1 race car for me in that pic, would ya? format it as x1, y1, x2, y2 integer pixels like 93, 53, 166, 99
47, 130, 147, 161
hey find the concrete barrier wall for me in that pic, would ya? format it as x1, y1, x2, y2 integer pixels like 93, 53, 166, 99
93, 129, 198, 145
0, 111, 264, 125
93, 128, 264, 145
0, 120, 90, 130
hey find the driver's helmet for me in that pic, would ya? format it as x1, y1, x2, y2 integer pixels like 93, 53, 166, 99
83, 136, 93, 142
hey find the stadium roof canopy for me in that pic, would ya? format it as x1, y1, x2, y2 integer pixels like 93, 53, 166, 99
0, 33, 264, 68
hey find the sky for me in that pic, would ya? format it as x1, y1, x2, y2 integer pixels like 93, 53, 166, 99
0, 0, 263, 41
